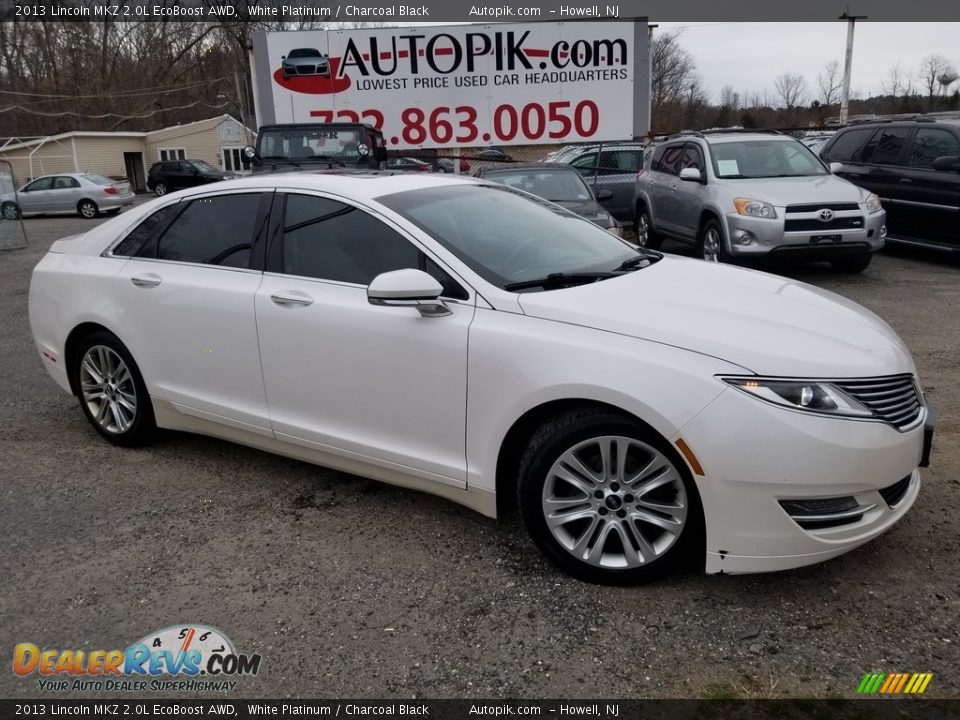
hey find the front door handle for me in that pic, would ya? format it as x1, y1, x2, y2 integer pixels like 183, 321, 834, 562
898, 178, 913, 184
670, 183, 678, 192
270, 293, 314, 307
131, 274, 162, 288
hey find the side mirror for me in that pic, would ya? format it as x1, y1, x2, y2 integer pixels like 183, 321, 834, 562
596, 189, 614, 201
932, 155, 960, 172
367, 269, 451, 318
679, 167, 702, 182
281, 55, 286, 60
829, 162, 844, 174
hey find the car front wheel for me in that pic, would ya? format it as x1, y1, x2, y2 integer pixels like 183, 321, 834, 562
518, 409, 699, 584
2, 201, 20, 220
74, 332, 155, 446
697, 218, 728, 263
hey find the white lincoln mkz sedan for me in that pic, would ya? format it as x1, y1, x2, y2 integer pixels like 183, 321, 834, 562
28, 173, 934, 583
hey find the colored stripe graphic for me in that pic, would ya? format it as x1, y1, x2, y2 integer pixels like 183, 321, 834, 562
857, 672, 932, 694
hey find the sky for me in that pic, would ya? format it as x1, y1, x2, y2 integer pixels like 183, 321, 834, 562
655, 22, 960, 104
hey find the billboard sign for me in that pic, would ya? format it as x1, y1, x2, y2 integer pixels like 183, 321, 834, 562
252, 22, 648, 150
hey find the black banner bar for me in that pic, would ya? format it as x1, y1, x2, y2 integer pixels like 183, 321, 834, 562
2, 699, 960, 720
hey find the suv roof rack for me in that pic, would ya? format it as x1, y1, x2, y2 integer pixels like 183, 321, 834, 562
665, 128, 785, 141
848, 112, 960, 125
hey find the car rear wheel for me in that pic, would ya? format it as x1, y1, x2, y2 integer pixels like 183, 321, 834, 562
697, 218, 728, 263
634, 205, 663, 250
78, 200, 99, 219
518, 408, 699, 584
74, 332, 155, 446
831, 253, 873, 273
2, 201, 20, 220
154, 182, 168, 197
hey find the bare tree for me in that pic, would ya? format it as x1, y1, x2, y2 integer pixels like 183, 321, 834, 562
650, 30, 698, 108
816, 60, 842, 106
774, 72, 808, 108
719, 85, 740, 109
918, 54, 956, 107
882, 61, 914, 97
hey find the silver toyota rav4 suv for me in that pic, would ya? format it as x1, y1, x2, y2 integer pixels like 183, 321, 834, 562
633, 130, 887, 272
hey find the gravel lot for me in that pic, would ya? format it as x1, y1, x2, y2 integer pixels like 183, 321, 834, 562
1, 207, 958, 700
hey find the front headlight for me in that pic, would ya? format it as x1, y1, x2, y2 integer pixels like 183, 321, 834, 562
733, 197, 777, 219
864, 193, 882, 213
720, 376, 872, 418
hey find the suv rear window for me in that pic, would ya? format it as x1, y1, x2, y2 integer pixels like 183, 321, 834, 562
824, 128, 876, 162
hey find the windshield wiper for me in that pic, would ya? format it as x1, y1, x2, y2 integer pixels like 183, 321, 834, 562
614, 253, 659, 272
504, 272, 615, 291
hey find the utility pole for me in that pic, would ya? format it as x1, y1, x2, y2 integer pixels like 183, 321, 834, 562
838, 10, 867, 126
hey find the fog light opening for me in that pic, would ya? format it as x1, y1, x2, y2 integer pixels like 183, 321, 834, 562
734, 231, 756, 246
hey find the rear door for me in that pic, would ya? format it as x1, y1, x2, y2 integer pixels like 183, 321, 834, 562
49, 176, 82, 213
891, 126, 960, 247
112, 191, 272, 433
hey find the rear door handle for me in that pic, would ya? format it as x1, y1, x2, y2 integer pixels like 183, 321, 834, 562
898, 178, 912, 184
270, 293, 314, 307
131, 274, 162, 288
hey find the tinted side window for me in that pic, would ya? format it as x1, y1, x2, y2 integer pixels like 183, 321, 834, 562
656, 145, 684, 175
571, 153, 598, 176
53, 176, 80, 189
281, 194, 467, 299
681, 145, 703, 171
823, 128, 876, 162
116, 204, 181, 257
153, 194, 261, 267
908, 128, 960, 168
597, 150, 643, 175
863, 127, 909, 165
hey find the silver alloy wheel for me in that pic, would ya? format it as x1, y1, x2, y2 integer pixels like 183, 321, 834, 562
154, 183, 167, 196
701, 226, 721, 262
2, 203, 19, 220
80, 345, 137, 434
79, 201, 97, 219
542, 435, 688, 569
636, 211, 650, 247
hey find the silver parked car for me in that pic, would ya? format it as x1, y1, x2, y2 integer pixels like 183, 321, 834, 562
5, 173, 135, 219
634, 130, 886, 272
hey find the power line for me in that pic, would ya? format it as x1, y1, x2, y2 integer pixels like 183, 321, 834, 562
0, 100, 232, 120
0, 78, 230, 100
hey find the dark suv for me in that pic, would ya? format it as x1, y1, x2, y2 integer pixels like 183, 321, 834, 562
147, 160, 231, 197
566, 143, 645, 221
820, 117, 960, 251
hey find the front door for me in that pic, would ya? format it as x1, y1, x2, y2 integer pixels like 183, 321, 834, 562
255, 192, 474, 486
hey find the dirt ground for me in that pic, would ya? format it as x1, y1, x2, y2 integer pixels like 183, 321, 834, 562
1, 209, 957, 700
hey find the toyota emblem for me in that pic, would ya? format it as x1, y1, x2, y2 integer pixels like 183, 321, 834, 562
818, 208, 835, 222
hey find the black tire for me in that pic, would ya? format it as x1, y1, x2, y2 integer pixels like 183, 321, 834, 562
633, 203, 663, 250
2, 201, 20, 220
72, 331, 156, 447
696, 217, 729, 263
78, 199, 99, 219
154, 182, 168, 197
517, 407, 702, 584
831, 253, 873, 273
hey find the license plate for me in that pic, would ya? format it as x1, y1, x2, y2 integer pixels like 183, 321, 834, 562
810, 234, 842, 243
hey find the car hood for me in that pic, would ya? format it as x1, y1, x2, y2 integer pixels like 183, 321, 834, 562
727, 173, 867, 205
516, 257, 915, 377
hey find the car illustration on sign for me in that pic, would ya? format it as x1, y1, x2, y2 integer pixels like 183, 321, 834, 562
280, 48, 330, 79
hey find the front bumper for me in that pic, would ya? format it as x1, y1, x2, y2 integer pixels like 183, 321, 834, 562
674, 385, 926, 574
724, 208, 886, 259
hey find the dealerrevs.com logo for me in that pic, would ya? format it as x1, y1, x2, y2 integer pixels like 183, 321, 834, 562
13, 625, 261, 692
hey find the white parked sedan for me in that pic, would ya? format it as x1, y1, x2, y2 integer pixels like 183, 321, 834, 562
28, 173, 934, 583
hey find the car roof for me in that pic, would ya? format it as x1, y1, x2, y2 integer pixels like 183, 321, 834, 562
482, 163, 579, 173
703, 133, 796, 144
163, 171, 484, 201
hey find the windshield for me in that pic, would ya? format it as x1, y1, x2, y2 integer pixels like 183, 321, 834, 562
378, 184, 639, 290
709, 139, 828, 178
482, 169, 592, 202
259, 128, 365, 160
189, 161, 219, 174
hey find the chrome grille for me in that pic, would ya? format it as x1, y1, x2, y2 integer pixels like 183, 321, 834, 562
785, 202, 860, 213
834, 375, 922, 430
